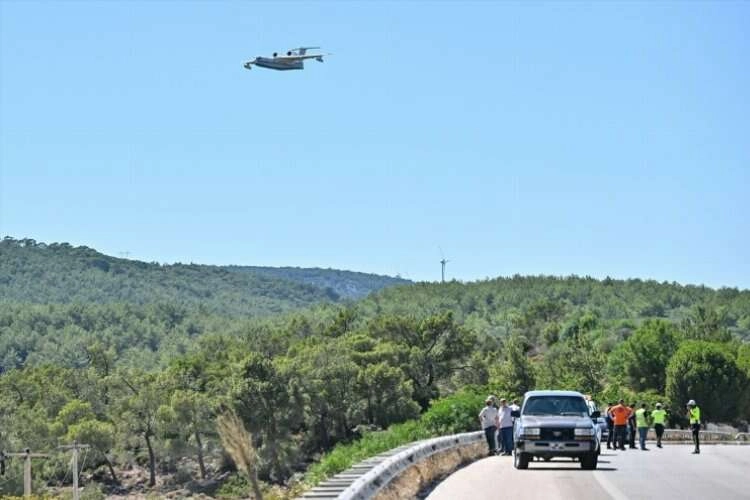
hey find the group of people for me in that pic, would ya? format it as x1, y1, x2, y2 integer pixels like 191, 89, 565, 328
479, 394, 704, 457
478, 395, 520, 456
604, 399, 702, 454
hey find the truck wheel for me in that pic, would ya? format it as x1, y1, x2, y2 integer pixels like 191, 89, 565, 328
514, 451, 530, 470
580, 452, 598, 470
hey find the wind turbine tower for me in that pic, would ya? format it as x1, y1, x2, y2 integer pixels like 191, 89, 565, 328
440, 258, 449, 283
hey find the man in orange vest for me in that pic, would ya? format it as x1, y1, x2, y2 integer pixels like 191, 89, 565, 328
610, 399, 632, 451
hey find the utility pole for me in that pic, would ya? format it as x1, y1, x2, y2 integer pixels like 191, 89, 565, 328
59, 441, 90, 500
5, 449, 49, 497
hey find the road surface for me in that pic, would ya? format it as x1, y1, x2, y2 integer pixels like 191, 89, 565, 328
427, 445, 749, 500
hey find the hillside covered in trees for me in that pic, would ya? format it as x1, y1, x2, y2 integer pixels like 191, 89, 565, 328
226, 266, 410, 300
0, 237, 408, 315
1, 237, 749, 498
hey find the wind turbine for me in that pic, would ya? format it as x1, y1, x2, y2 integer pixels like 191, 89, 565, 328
439, 247, 449, 283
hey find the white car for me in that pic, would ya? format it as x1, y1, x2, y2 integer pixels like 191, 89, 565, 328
512, 390, 601, 470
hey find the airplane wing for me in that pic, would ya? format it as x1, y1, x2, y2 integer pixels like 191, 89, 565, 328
274, 54, 324, 62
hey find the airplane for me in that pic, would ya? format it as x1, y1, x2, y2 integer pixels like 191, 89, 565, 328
243, 47, 327, 71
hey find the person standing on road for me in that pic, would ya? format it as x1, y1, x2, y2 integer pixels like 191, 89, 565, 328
652, 403, 667, 448
510, 399, 520, 416
628, 402, 638, 449
497, 398, 514, 456
687, 399, 701, 454
635, 403, 650, 451
479, 396, 499, 456
610, 399, 631, 451
510, 399, 521, 437
605, 402, 615, 450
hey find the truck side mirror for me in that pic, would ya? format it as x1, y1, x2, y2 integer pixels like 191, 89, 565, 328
591, 410, 601, 419
511, 410, 520, 418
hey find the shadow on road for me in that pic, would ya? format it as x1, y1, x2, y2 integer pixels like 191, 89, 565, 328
522, 466, 618, 472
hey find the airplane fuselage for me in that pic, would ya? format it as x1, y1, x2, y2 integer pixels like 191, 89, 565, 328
247, 57, 303, 71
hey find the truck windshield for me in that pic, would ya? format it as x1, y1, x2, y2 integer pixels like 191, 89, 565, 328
522, 396, 590, 417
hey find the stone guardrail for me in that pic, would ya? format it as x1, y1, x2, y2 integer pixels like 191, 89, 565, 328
338, 431, 484, 500
300, 431, 484, 500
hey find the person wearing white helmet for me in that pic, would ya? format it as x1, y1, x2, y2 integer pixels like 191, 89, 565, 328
687, 399, 701, 454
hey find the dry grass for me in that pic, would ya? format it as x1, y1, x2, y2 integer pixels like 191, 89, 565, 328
216, 409, 264, 500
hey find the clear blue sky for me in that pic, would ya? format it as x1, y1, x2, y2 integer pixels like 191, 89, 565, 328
1, 1, 748, 288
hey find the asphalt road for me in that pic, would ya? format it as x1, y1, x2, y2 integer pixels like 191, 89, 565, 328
427, 445, 749, 500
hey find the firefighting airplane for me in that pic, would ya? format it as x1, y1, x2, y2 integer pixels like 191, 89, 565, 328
243, 47, 327, 71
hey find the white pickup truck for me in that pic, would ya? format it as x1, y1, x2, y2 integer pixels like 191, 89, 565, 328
511, 390, 601, 470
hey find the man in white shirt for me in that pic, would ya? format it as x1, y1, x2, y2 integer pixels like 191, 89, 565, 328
510, 399, 521, 416
478, 396, 499, 456
497, 398, 514, 456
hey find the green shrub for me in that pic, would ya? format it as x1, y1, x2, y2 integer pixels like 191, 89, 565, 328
304, 386, 487, 486
79, 483, 106, 500
216, 473, 250, 499
421, 386, 485, 435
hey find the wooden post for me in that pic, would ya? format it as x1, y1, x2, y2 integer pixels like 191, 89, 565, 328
5, 449, 49, 497
59, 441, 91, 500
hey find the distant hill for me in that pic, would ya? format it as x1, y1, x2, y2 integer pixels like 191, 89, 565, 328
0, 237, 410, 315
225, 266, 410, 300
358, 275, 750, 341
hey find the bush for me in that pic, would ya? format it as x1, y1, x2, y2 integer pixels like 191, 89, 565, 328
79, 483, 106, 500
421, 386, 486, 435
216, 473, 249, 499
304, 386, 487, 486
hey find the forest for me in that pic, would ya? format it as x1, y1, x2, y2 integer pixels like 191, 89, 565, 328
1, 238, 749, 498
0, 238, 407, 314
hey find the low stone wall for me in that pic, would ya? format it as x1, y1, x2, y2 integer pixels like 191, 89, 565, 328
648, 429, 749, 441
372, 439, 485, 500
336, 431, 485, 500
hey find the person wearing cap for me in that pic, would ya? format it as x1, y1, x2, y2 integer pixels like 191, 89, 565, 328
651, 403, 667, 448
687, 399, 701, 454
497, 398, 514, 456
479, 396, 499, 456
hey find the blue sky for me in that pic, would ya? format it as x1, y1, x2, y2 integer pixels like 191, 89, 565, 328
1, 1, 748, 288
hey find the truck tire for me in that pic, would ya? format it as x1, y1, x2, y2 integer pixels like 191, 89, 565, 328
514, 451, 530, 470
580, 452, 598, 470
